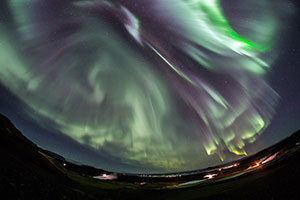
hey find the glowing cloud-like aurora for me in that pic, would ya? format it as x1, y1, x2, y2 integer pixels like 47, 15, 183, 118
0, 0, 292, 172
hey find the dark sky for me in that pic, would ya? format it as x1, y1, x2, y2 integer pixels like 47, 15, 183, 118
0, 0, 299, 174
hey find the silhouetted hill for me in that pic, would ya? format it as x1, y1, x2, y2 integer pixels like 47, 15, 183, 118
0, 114, 110, 199
44, 150, 67, 162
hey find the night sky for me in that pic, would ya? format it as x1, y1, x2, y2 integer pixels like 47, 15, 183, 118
0, 0, 299, 174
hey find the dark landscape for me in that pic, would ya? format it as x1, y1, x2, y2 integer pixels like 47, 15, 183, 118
1, 114, 300, 200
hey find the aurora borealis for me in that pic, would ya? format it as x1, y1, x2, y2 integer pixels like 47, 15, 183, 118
0, 0, 299, 173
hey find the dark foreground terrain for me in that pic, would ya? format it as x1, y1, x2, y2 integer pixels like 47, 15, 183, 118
0, 113, 300, 200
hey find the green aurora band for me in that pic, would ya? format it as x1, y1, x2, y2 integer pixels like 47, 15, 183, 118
0, 0, 292, 172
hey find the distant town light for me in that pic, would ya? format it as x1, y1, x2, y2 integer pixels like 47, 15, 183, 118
204, 174, 217, 179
